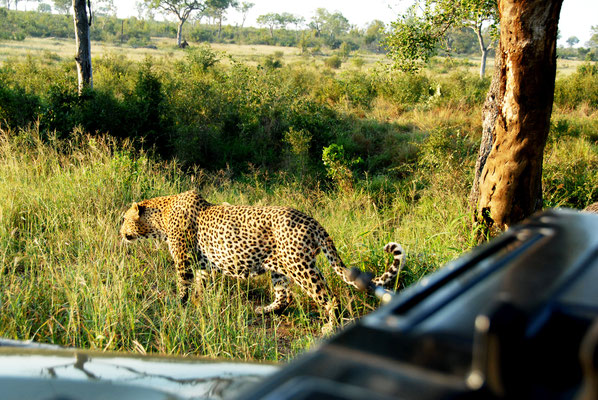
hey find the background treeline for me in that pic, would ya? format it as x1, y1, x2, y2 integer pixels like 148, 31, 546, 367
0, 7, 483, 54
3, 7, 598, 61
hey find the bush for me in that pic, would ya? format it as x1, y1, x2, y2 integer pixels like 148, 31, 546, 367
0, 80, 41, 128
185, 45, 220, 71
376, 71, 434, 106
324, 55, 342, 69
543, 137, 598, 209
554, 63, 598, 109
430, 71, 490, 107
322, 143, 362, 191
262, 54, 283, 69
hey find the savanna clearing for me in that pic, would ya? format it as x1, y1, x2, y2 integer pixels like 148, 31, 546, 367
0, 39, 596, 361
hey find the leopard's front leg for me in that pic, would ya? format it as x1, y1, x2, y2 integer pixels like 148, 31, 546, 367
167, 237, 195, 304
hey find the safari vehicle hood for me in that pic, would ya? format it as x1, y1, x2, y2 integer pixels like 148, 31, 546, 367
0, 338, 277, 400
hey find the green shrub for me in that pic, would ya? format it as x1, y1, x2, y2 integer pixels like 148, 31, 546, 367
322, 143, 362, 191
543, 137, 598, 209
0, 80, 41, 128
376, 71, 434, 106
185, 45, 220, 71
554, 63, 598, 109
262, 54, 283, 69
324, 55, 342, 69
418, 127, 476, 170
430, 71, 490, 107
351, 57, 365, 68
337, 71, 377, 108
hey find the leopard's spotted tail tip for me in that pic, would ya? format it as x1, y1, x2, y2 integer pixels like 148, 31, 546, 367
384, 242, 404, 256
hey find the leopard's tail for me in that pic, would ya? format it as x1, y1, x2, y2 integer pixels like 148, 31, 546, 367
319, 234, 405, 290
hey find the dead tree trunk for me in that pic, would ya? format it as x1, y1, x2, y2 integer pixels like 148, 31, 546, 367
73, 0, 92, 94
474, 23, 489, 78
176, 19, 184, 47
471, 0, 563, 234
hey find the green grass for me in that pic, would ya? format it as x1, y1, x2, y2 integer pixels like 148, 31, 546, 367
0, 37, 385, 72
1, 106, 595, 362
0, 122, 480, 360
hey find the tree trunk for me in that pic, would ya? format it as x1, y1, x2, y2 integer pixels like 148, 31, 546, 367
474, 24, 489, 78
471, 0, 563, 234
72, 0, 92, 94
480, 48, 488, 78
177, 19, 184, 47
470, 49, 501, 211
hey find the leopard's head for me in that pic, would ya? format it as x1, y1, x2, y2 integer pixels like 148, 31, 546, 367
120, 202, 152, 242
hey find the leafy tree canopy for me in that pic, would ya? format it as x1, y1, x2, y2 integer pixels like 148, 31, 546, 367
144, 0, 227, 21
566, 36, 579, 47
385, 0, 498, 73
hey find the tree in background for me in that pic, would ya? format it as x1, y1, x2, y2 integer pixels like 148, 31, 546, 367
256, 12, 276, 38
364, 20, 386, 52
53, 0, 71, 14
309, 8, 350, 48
144, 0, 225, 47
566, 36, 579, 48
385, 0, 497, 77
235, 1, 253, 28
136, 0, 154, 19
322, 11, 349, 48
72, 0, 92, 93
588, 26, 598, 48
38, 2, 52, 12
204, 0, 236, 39
93, 0, 115, 16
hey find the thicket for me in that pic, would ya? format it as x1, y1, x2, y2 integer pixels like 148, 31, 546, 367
0, 48, 490, 177
0, 8, 484, 54
1, 51, 596, 207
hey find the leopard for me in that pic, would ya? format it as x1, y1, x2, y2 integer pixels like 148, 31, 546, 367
120, 189, 404, 333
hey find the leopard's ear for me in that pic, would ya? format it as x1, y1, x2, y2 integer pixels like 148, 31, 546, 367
131, 202, 145, 219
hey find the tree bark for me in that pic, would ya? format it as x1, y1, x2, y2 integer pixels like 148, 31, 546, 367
474, 23, 489, 78
470, 49, 501, 211
177, 19, 184, 47
471, 0, 563, 234
72, 0, 92, 94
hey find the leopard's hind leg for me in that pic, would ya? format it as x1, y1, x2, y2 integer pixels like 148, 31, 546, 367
285, 261, 339, 335
254, 271, 291, 314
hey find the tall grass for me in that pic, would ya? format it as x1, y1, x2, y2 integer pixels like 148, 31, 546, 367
0, 123, 479, 359
0, 47, 596, 362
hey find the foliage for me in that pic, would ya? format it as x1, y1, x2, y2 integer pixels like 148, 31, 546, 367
543, 136, 598, 209
385, 0, 497, 73
322, 143, 362, 191
554, 63, 598, 109
0, 125, 479, 359
0, 76, 41, 127
588, 25, 598, 49
0, 7, 494, 57
184, 44, 220, 70
324, 55, 342, 69
262, 52, 283, 69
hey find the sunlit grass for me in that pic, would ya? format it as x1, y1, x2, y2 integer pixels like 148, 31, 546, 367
0, 121, 482, 359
